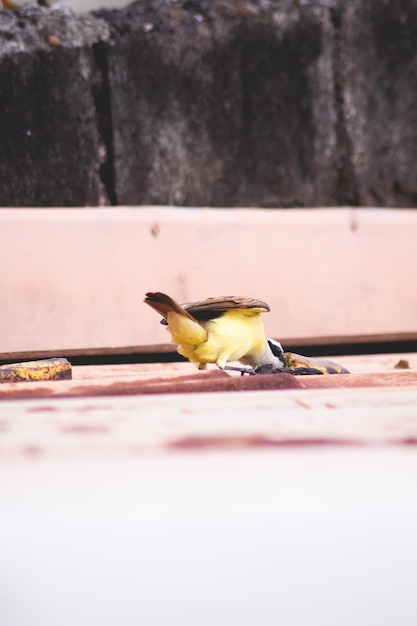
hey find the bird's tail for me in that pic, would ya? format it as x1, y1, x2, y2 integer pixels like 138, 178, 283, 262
144, 292, 207, 346
144, 292, 192, 321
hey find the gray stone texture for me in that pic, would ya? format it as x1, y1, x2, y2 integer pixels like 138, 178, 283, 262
0, 7, 110, 206
337, 0, 417, 207
96, 0, 338, 207
1, 0, 417, 207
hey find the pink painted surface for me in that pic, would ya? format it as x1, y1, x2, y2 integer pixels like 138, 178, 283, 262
1, 207, 417, 356
1, 354, 417, 626
0, 355, 416, 457
0, 352, 416, 400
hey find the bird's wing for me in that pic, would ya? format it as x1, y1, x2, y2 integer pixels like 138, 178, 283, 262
183, 296, 270, 315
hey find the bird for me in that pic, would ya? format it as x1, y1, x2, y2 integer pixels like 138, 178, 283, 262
144, 291, 349, 375
144, 291, 284, 373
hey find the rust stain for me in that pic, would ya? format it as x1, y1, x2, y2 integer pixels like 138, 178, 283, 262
394, 359, 410, 369
167, 435, 362, 450
27, 405, 59, 413
48, 35, 61, 46
75, 404, 112, 413
170, 6, 182, 22
0, 387, 54, 399
21, 445, 44, 458
66, 371, 300, 398
1, 0, 19, 8
60, 424, 110, 434
295, 398, 311, 409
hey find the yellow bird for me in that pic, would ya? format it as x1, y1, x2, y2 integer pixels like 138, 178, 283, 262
144, 291, 349, 375
144, 291, 281, 371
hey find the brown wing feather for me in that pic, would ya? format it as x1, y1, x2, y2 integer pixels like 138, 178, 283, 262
144, 292, 198, 323
183, 296, 270, 314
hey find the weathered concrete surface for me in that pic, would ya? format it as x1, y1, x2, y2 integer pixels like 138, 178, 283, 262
0, 6, 110, 206
2, 1, 417, 207
338, 0, 417, 207
97, 0, 338, 206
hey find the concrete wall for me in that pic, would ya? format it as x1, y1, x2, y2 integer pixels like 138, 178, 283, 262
1, 0, 417, 207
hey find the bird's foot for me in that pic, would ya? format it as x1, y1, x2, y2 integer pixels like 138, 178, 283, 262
223, 365, 257, 376
291, 367, 324, 376
253, 364, 325, 376
224, 364, 325, 377
253, 364, 294, 375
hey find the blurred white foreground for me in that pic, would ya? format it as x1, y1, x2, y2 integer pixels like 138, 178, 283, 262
1, 447, 416, 626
